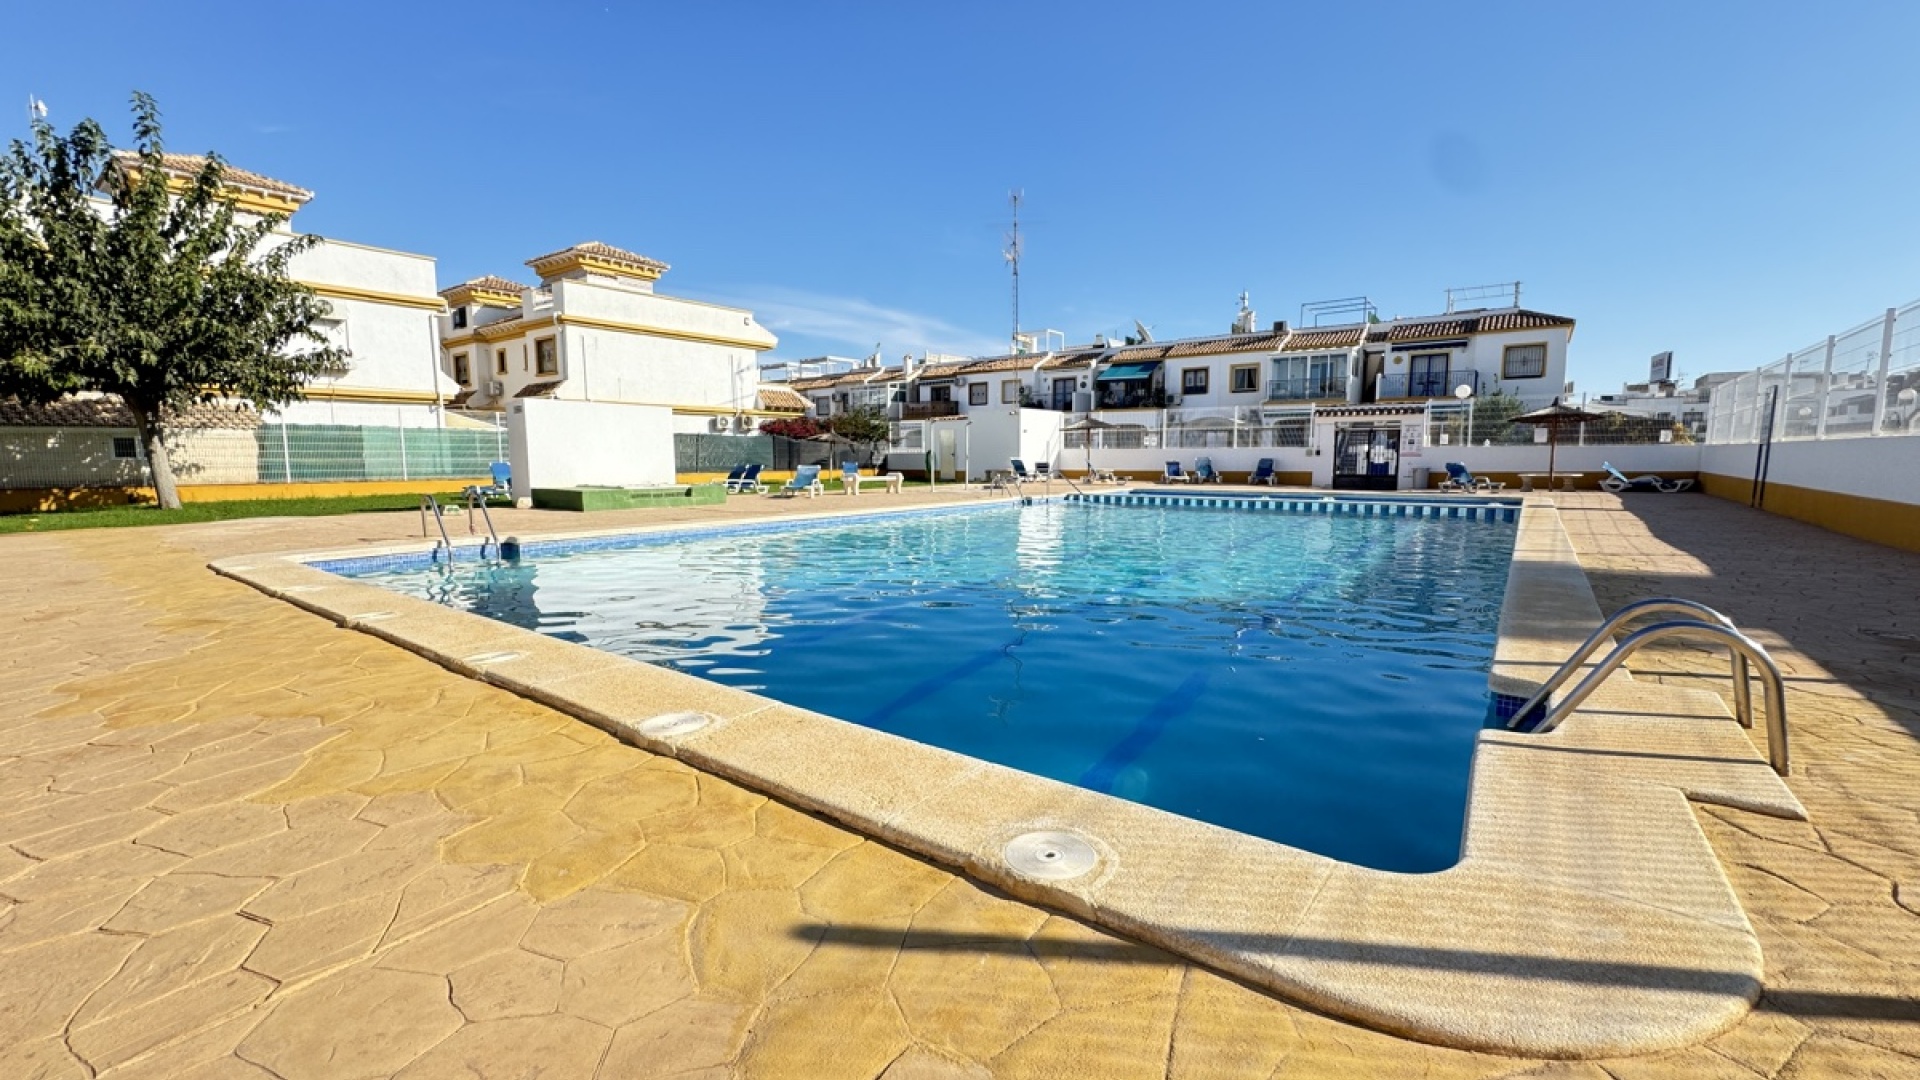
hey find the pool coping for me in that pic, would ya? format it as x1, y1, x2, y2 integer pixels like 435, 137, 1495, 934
209, 490, 1807, 1059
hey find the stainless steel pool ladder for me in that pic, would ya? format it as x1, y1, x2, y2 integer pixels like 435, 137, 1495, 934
1507, 597, 1790, 776
464, 490, 502, 558
419, 495, 455, 562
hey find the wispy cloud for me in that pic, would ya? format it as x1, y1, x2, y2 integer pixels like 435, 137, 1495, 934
708, 286, 1005, 359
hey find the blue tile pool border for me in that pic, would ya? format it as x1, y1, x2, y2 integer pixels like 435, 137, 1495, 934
310, 491, 1518, 578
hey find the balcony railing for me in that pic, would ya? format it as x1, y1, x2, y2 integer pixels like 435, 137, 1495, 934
901, 400, 960, 419
1266, 376, 1349, 402
1377, 370, 1478, 400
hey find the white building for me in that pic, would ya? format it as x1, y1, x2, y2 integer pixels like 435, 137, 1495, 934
135, 154, 456, 428
436, 242, 789, 434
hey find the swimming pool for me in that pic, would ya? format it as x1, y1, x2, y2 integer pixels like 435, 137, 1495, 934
339, 500, 1516, 872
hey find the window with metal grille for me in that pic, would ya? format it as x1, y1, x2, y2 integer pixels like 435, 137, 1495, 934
969, 383, 988, 406
535, 337, 558, 375
1503, 342, 1548, 378
112, 436, 138, 459
1182, 368, 1209, 394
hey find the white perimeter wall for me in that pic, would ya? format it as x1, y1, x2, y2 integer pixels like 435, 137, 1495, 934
1700, 434, 1920, 503
507, 398, 675, 497
1084, 442, 1706, 488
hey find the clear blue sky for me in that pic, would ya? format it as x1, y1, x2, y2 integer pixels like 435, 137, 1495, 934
10, 1, 1918, 391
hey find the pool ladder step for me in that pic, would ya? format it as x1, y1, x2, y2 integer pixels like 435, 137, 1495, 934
1508, 597, 1789, 776
419, 494, 505, 563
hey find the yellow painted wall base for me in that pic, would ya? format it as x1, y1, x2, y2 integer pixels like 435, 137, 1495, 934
1, 478, 491, 513
1701, 473, 1920, 554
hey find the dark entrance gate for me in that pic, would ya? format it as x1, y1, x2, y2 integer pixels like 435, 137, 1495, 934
1332, 425, 1401, 490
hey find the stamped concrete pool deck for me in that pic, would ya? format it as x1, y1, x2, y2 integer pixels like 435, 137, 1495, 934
3, 489, 1917, 1078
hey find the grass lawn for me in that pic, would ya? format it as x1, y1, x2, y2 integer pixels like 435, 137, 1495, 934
0, 493, 474, 534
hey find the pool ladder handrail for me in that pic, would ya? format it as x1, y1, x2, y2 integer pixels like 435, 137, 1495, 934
419, 495, 455, 563
1509, 598, 1789, 776
464, 490, 503, 558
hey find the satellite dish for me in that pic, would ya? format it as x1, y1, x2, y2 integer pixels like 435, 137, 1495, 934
1453, 384, 1474, 400
1133, 319, 1154, 343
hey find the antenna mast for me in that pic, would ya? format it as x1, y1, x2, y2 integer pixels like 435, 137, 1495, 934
1004, 190, 1023, 352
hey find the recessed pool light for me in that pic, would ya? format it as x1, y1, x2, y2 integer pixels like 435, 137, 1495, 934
1003, 830, 1100, 882
637, 711, 713, 739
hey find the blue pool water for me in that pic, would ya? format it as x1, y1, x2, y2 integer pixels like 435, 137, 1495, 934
342, 501, 1516, 871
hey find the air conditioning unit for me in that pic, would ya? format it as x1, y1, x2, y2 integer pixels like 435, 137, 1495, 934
486, 380, 505, 397
710, 416, 730, 432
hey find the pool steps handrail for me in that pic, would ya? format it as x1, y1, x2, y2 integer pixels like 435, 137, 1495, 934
464, 490, 503, 558
1512, 602, 1789, 776
419, 496, 455, 563
1508, 598, 1753, 731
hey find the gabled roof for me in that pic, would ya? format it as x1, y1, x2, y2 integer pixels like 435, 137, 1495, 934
1108, 331, 1289, 363
526, 241, 670, 281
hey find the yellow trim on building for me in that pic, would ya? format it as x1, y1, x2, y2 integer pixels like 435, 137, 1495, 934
0, 477, 490, 513
441, 284, 523, 309
1700, 473, 1920, 554
301, 281, 448, 312
555, 313, 774, 352
299, 386, 447, 405
161, 175, 305, 218
529, 253, 664, 282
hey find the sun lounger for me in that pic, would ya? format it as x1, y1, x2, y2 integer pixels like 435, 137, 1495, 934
1249, 458, 1277, 486
1439, 462, 1503, 492
771, 464, 823, 498
1161, 461, 1193, 483
1194, 457, 1224, 483
726, 463, 767, 494
463, 461, 512, 503
1600, 462, 1694, 494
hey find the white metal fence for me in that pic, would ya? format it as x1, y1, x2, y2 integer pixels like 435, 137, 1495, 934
1707, 300, 1920, 444
1051, 400, 1690, 451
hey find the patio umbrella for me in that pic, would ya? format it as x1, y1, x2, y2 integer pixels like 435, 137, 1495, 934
1510, 398, 1605, 491
1060, 415, 1115, 478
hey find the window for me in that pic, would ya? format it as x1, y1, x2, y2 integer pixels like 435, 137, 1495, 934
1230, 364, 1259, 393
1002, 379, 1021, 403
450, 307, 468, 329
112, 436, 138, 459
535, 337, 558, 376
495, 349, 508, 375
1503, 342, 1548, 379
929, 384, 952, 403
453, 353, 471, 385
1409, 352, 1449, 398
1270, 353, 1349, 399
969, 383, 989, 406
1182, 368, 1209, 394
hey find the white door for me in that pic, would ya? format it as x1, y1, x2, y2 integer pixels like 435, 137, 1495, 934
936, 426, 958, 480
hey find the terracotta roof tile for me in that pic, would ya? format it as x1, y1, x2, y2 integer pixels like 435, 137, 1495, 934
116, 152, 313, 200
757, 387, 810, 412
526, 241, 670, 275
0, 394, 261, 429
1473, 310, 1576, 332
440, 276, 529, 298
1386, 317, 1475, 342
514, 380, 565, 398
1280, 326, 1366, 350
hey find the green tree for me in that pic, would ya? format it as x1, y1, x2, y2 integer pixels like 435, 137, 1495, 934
0, 93, 343, 508
828, 405, 893, 467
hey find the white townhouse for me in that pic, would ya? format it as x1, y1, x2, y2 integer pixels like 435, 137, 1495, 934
131, 155, 456, 426
436, 242, 791, 433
